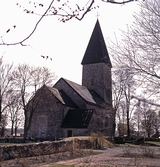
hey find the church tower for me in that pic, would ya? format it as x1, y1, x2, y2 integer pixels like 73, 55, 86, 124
81, 20, 112, 105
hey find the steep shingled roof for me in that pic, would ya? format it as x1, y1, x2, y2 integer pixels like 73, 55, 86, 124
47, 86, 78, 108
63, 78, 96, 104
81, 19, 112, 66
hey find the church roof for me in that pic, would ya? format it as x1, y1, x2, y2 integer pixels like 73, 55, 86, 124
81, 19, 112, 66
62, 78, 96, 104
47, 86, 78, 108
61, 109, 94, 128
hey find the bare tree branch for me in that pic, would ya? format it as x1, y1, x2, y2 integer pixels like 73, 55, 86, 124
0, 0, 55, 46
0, 0, 137, 46
102, 0, 134, 5
76, 0, 95, 20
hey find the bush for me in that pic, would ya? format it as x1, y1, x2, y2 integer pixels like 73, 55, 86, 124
89, 132, 113, 149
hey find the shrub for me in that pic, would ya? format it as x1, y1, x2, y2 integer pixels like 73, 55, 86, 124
89, 132, 113, 149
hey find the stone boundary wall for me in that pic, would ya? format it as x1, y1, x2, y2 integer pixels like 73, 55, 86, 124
0, 140, 73, 161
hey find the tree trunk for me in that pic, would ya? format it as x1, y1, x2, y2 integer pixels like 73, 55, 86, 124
0, 95, 2, 123
126, 84, 130, 138
14, 126, 17, 137
127, 109, 130, 137
11, 121, 14, 136
0, 126, 4, 137
148, 131, 150, 138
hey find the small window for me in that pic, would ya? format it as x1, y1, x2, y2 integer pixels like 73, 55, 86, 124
67, 130, 72, 137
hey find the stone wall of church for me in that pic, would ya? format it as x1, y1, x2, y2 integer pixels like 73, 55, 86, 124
86, 104, 114, 137
27, 86, 65, 139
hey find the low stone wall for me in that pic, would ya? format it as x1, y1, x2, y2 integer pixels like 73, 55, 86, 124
0, 140, 73, 161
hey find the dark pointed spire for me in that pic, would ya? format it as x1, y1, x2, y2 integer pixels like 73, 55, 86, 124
81, 20, 112, 66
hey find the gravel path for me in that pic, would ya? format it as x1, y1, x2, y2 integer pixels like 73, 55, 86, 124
56, 146, 160, 167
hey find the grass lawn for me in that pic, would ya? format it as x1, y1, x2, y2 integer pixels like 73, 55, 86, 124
0, 143, 17, 147
145, 141, 160, 146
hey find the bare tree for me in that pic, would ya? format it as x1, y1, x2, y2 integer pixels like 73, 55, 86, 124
0, 0, 138, 47
30, 66, 57, 93
122, 68, 137, 137
0, 57, 14, 135
152, 110, 160, 137
112, 66, 136, 137
12, 64, 57, 138
109, 1, 160, 137
141, 110, 155, 138
7, 91, 23, 136
131, 105, 143, 137
0, 113, 7, 136
112, 69, 124, 113
137, 102, 156, 138
112, 69, 126, 136
109, 0, 160, 98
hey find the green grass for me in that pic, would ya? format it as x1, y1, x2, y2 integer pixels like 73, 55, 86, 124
144, 141, 160, 146
0, 143, 18, 147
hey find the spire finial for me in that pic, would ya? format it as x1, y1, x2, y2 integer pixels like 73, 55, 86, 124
96, 12, 100, 19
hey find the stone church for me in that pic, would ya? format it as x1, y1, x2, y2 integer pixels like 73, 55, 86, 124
27, 20, 114, 139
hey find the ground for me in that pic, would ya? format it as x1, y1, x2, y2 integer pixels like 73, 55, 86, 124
0, 144, 160, 167
56, 146, 160, 167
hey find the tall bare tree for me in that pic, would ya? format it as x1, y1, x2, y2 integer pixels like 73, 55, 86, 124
112, 66, 137, 137
109, 0, 160, 98
0, 57, 14, 135
109, 1, 160, 138
7, 91, 23, 136
112, 69, 126, 136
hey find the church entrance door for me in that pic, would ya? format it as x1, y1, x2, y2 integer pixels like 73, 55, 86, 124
38, 115, 48, 138
67, 130, 72, 137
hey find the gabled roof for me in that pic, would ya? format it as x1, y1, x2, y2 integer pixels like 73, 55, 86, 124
61, 109, 94, 128
81, 19, 112, 66
59, 89, 78, 108
47, 86, 78, 108
62, 78, 96, 104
